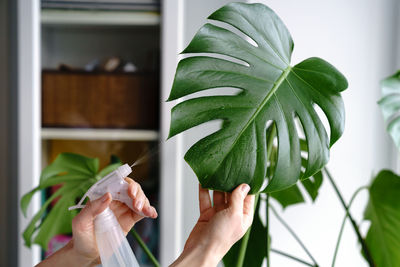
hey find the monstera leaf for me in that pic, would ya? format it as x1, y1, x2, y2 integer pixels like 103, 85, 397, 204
379, 70, 400, 150
364, 170, 400, 267
270, 168, 323, 208
168, 2, 347, 193
21, 153, 121, 249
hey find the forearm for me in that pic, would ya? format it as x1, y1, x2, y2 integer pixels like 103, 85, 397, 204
36, 241, 97, 267
170, 244, 222, 267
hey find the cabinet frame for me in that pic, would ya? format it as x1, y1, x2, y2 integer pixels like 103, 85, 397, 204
17, 1, 177, 266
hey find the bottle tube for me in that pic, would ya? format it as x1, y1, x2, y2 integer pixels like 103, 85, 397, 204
94, 207, 140, 267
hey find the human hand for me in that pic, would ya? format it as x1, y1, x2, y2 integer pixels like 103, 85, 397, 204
37, 178, 157, 267
171, 183, 255, 267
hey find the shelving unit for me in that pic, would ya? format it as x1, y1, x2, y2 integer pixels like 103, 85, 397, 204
41, 9, 160, 26
39, 6, 161, 267
41, 128, 159, 141
18, 0, 214, 266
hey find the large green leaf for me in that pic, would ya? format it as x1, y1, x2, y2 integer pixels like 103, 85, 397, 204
379, 70, 400, 150
21, 153, 121, 249
168, 2, 347, 193
364, 170, 400, 267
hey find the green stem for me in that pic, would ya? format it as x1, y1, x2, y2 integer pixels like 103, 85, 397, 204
265, 123, 276, 266
271, 248, 316, 267
331, 186, 369, 267
270, 205, 319, 267
236, 225, 251, 267
266, 194, 271, 267
236, 194, 260, 267
323, 168, 375, 267
130, 228, 160, 267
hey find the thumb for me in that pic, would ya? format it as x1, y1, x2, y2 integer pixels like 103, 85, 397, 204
72, 193, 112, 232
86, 193, 112, 217
229, 184, 250, 214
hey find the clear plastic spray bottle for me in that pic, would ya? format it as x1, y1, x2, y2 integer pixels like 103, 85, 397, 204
69, 164, 140, 267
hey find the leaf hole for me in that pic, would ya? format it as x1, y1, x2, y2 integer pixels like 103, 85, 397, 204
210, 20, 259, 48
313, 104, 331, 142
179, 87, 243, 101
295, 116, 309, 177
265, 121, 278, 182
181, 52, 250, 67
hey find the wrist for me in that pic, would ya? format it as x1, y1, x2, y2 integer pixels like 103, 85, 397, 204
36, 241, 96, 267
67, 241, 99, 267
170, 242, 223, 267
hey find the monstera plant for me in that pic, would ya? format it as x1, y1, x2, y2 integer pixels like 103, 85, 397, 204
168, 2, 346, 266
167, 2, 400, 267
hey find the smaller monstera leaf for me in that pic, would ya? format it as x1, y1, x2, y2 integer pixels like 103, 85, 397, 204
379, 70, 400, 150
269, 139, 323, 208
21, 153, 121, 249
223, 199, 269, 266
364, 170, 400, 266
168, 2, 347, 194
270, 171, 323, 208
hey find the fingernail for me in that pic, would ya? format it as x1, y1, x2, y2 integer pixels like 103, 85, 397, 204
135, 200, 143, 210
242, 184, 250, 194
101, 193, 109, 202
152, 207, 158, 217
131, 187, 137, 197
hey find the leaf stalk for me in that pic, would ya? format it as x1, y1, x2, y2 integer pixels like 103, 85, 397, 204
265, 123, 276, 266
271, 248, 316, 267
130, 228, 160, 267
266, 194, 271, 267
236, 194, 260, 267
331, 186, 369, 267
270, 205, 319, 267
323, 167, 375, 267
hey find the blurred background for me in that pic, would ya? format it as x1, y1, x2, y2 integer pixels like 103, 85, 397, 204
0, 0, 399, 266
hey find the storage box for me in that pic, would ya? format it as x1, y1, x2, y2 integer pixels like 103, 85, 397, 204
42, 71, 159, 129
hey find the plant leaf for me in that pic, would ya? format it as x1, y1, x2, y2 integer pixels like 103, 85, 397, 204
270, 184, 304, 208
33, 183, 84, 249
379, 71, 400, 150
21, 153, 120, 249
21, 173, 94, 217
168, 2, 347, 193
364, 170, 400, 267
269, 171, 323, 208
40, 153, 99, 182
22, 186, 67, 247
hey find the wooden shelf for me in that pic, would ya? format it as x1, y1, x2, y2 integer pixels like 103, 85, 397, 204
41, 128, 159, 141
41, 9, 160, 26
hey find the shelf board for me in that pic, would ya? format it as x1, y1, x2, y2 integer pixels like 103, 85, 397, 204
41, 128, 159, 141
41, 9, 160, 26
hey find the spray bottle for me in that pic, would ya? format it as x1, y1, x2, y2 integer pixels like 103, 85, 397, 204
69, 164, 141, 267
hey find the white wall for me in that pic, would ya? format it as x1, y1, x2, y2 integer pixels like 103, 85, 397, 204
172, 0, 399, 266
254, 0, 398, 266
180, 0, 236, 249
